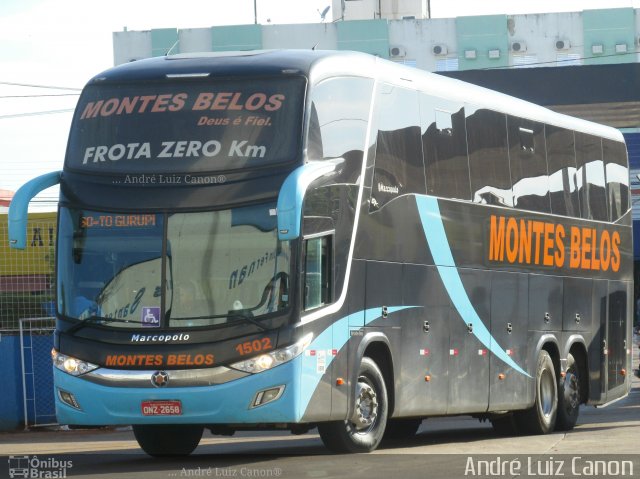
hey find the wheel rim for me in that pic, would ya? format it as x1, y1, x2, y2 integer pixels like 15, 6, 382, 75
539, 368, 556, 418
350, 375, 379, 434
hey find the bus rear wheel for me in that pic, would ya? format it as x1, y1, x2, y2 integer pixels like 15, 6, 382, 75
318, 357, 388, 453
133, 424, 203, 457
556, 352, 580, 431
515, 350, 557, 434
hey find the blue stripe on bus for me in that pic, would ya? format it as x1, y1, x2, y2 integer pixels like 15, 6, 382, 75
300, 306, 420, 415
415, 195, 531, 378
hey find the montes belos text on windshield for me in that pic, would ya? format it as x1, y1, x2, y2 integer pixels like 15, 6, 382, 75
79, 92, 285, 119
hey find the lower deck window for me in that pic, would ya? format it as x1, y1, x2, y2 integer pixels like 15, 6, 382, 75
304, 235, 332, 310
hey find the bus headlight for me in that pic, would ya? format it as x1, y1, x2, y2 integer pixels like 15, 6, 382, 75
52, 349, 99, 376
229, 333, 313, 374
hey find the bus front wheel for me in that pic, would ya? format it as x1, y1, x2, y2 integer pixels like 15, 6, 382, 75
515, 350, 557, 434
133, 424, 203, 457
318, 357, 388, 453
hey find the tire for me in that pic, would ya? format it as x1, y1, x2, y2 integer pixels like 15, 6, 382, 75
133, 424, 203, 457
383, 418, 422, 441
490, 415, 519, 436
515, 350, 557, 435
318, 357, 388, 453
556, 353, 580, 431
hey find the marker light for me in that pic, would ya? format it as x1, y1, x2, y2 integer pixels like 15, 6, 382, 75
230, 333, 313, 374
52, 349, 99, 376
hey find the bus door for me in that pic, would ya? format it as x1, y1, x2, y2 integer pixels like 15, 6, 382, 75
590, 280, 630, 404
447, 269, 490, 414
333, 258, 367, 420
363, 261, 403, 354
488, 272, 531, 411
364, 261, 403, 326
399, 264, 449, 416
604, 281, 630, 402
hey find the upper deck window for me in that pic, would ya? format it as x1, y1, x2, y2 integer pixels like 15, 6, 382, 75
546, 126, 579, 217
602, 139, 630, 223
370, 84, 425, 211
575, 132, 607, 221
507, 117, 550, 213
466, 108, 511, 206
65, 77, 305, 174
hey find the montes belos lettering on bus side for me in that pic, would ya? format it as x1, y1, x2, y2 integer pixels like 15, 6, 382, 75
488, 214, 621, 272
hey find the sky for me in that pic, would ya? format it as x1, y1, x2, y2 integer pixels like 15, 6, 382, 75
1, 0, 640, 210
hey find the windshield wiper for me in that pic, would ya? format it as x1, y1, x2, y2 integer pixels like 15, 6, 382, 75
64, 315, 142, 335
170, 312, 271, 331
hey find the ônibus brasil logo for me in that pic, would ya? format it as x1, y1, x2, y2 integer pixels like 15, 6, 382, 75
8, 455, 72, 478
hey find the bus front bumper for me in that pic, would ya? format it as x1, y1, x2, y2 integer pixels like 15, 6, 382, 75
53, 359, 303, 425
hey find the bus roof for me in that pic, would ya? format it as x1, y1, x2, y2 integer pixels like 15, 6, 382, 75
93, 50, 623, 143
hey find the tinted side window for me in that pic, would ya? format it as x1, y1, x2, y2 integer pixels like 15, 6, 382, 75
466, 108, 511, 206
603, 139, 630, 223
370, 84, 425, 210
421, 96, 471, 200
546, 126, 579, 217
303, 235, 332, 311
508, 117, 550, 213
575, 132, 607, 221
305, 77, 373, 301
307, 77, 373, 163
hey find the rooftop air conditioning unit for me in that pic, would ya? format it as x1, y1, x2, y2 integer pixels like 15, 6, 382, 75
432, 44, 448, 56
389, 45, 406, 58
511, 41, 527, 53
555, 39, 571, 50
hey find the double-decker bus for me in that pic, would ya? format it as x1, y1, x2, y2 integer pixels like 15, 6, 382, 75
9, 50, 632, 456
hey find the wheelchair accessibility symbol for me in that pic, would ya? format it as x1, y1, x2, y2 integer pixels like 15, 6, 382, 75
141, 307, 161, 327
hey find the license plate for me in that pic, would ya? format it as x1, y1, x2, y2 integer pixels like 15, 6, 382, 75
141, 400, 182, 416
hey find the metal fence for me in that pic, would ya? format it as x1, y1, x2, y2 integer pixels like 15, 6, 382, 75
0, 214, 56, 331
19, 317, 57, 428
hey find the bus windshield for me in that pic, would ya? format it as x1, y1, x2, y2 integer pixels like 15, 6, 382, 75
65, 77, 305, 173
57, 203, 291, 328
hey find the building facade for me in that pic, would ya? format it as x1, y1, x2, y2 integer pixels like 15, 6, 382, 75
113, 8, 640, 72
112, 8, 640, 266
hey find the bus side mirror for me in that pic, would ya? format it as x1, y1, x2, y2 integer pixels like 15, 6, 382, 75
8, 171, 61, 249
276, 161, 341, 241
